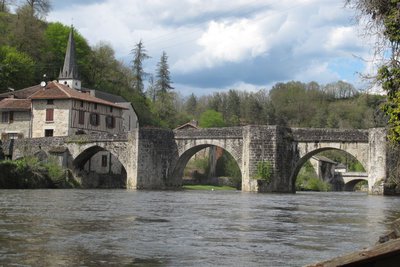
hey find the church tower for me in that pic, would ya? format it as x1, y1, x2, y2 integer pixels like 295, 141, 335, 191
58, 27, 81, 90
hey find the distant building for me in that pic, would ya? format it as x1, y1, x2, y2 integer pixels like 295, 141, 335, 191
174, 120, 199, 131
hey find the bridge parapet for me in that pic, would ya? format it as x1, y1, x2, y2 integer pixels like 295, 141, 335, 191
290, 128, 369, 143
65, 132, 128, 143
174, 127, 243, 140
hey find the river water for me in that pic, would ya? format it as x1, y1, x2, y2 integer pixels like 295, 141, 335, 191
1, 190, 400, 267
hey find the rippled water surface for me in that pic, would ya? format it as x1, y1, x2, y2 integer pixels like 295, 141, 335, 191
1, 190, 400, 266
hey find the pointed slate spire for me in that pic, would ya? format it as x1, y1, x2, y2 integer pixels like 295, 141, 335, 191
59, 26, 81, 90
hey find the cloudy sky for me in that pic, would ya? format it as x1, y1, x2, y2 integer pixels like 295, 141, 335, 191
46, 0, 376, 95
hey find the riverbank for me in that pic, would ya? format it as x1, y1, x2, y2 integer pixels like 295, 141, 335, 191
183, 184, 236, 191
0, 158, 79, 189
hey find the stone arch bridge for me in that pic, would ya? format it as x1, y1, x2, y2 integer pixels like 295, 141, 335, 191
1, 126, 387, 194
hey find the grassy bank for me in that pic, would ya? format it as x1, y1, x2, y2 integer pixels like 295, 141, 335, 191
183, 185, 236, 191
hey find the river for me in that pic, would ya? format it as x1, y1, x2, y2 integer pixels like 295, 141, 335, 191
1, 190, 400, 267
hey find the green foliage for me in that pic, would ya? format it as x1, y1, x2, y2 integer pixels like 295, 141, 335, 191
193, 156, 210, 174
156, 51, 173, 94
199, 109, 225, 128
307, 177, 331, 192
296, 162, 331, 191
42, 157, 64, 181
215, 152, 242, 188
131, 40, 150, 94
346, 0, 400, 142
0, 157, 52, 188
354, 180, 368, 191
319, 150, 366, 171
0, 156, 80, 189
254, 160, 272, 183
0, 45, 35, 90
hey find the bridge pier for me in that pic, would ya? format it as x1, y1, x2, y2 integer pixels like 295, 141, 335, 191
368, 128, 387, 194
241, 126, 295, 193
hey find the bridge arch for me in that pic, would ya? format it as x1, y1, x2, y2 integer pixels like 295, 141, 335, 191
72, 145, 128, 188
171, 139, 243, 185
344, 178, 369, 191
291, 143, 369, 191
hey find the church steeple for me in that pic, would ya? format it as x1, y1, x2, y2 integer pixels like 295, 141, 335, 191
59, 26, 81, 90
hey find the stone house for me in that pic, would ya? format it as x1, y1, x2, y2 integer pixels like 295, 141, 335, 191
0, 28, 139, 185
29, 81, 126, 137
0, 27, 138, 139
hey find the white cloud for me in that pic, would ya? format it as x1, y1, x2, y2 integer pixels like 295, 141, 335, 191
325, 26, 361, 53
173, 19, 268, 72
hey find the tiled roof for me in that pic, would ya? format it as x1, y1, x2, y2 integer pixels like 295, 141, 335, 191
0, 98, 31, 111
84, 88, 126, 103
174, 121, 199, 131
29, 82, 127, 109
0, 85, 42, 99
312, 155, 337, 164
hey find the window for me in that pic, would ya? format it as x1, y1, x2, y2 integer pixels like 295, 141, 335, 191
2, 112, 8, 123
78, 110, 85, 125
7, 133, 19, 139
2, 112, 14, 123
101, 155, 107, 167
47, 99, 54, 105
46, 109, 54, 122
94, 103, 97, 110
44, 129, 54, 137
105, 115, 115, 129
109, 106, 113, 113
80, 101, 84, 108
90, 113, 99, 126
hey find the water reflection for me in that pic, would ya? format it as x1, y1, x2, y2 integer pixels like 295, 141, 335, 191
1, 190, 400, 266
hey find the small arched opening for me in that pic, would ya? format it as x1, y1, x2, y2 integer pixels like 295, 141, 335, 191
73, 145, 127, 188
344, 179, 369, 192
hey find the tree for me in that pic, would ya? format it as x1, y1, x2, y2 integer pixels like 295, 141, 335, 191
226, 89, 241, 125
323, 81, 359, 99
199, 109, 225, 128
131, 40, 149, 94
24, 0, 51, 18
155, 51, 173, 97
146, 74, 156, 102
0, 0, 10, 12
346, 0, 400, 141
13, 4, 44, 62
185, 93, 198, 116
0, 45, 35, 91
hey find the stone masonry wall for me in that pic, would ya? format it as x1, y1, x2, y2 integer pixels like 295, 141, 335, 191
241, 125, 277, 192
0, 111, 31, 139
136, 128, 179, 189
291, 128, 369, 142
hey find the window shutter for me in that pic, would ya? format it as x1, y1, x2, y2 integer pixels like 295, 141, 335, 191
46, 109, 54, 122
78, 110, 85, 125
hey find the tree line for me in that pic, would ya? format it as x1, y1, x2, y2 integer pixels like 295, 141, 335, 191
0, 1, 387, 130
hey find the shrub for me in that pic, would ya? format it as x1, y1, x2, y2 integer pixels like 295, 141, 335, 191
255, 160, 272, 183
